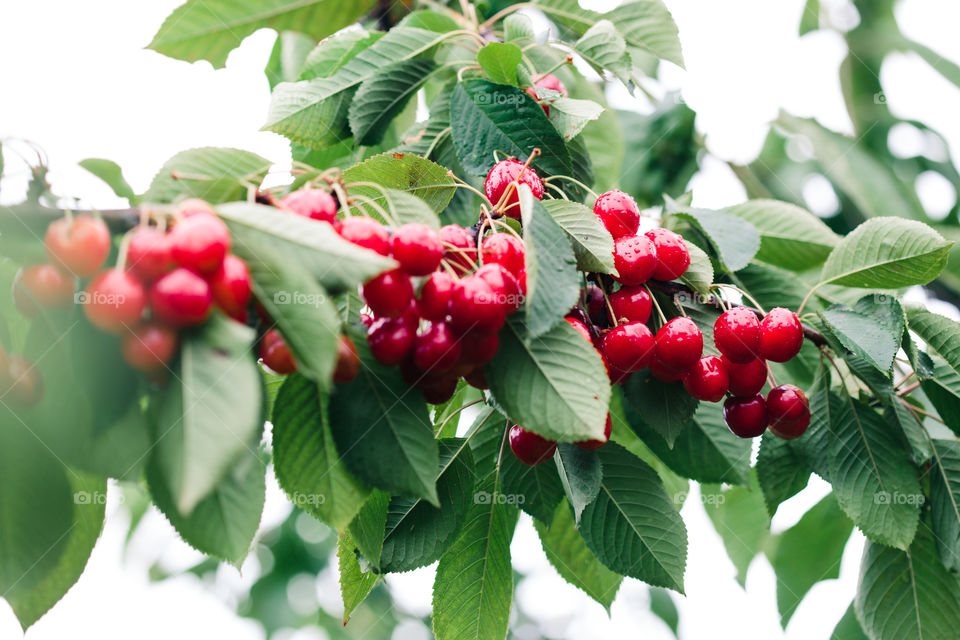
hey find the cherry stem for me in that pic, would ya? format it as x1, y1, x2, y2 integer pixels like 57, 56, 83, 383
492, 149, 541, 215
543, 182, 570, 200
533, 55, 573, 83
897, 381, 921, 396
598, 280, 619, 327
349, 193, 397, 226
898, 397, 946, 425
116, 231, 133, 272
437, 398, 483, 435
329, 182, 353, 219
644, 284, 669, 326
713, 283, 767, 315
446, 171, 495, 209
543, 174, 598, 200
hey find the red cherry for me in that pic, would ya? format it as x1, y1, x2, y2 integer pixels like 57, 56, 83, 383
363, 269, 414, 318
209, 254, 252, 321
333, 335, 360, 384
525, 73, 568, 115
613, 235, 657, 285
724, 357, 768, 397
126, 227, 174, 282
83, 269, 146, 333
566, 317, 592, 342
45, 215, 111, 277
509, 425, 557, 465
682, 356, 729, 402
13, 264, 74, 316
418, 272, 456, 321
767, 384, 811, 440
576, 414, 612, 450
280, 188, 337, 223
602, 321, 655, 372
149, 268, 213, 328
413, 322, 462, 372
338, 217, 391, 255
447, 276, 507, 334
608, 285, 652, 324
481, 233, 526, 278
714, 307, 762, 364
484, 159, 544, 219
367, 316, 415, 366
760, 307, 804, 362
594, 190, 641, 238
584, 284, 606, 324
260, 329, 297, 374
654, 317, 703, 372
6, 355, 43, 407
723, 394, 769, 438
649, 358, 684, 383
391, 223, 444, 276
459, 331, 500, 366
418, 373, 459, 404
168, 213, 231, 275
439, 225, 478, 275
644, 228, 690, 280
463, 366, 489, 390
474, 263, 522, 313
176, 198, 215, 218
123, 324, 178, 373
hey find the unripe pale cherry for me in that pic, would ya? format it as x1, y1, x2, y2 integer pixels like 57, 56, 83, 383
45, 214, 111, 277
13, 264, 74, 316
6, 355, 43, 407
525, 73, 568, 115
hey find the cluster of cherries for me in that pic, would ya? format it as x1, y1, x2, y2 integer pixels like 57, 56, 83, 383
501, 166, 812, 466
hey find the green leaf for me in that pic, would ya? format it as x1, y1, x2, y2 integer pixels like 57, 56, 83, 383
218, 202, 395, 292
921, 360, 960, 436
148, 0, 377, 67
756, 432, 810, 517
831, 603, 868, 640
800, 0, 821, 35
856, 528, 960, 640
702, 475, 770, 586
621, 373, 699, 447
328, 333, 439, 504
79, 158, 136, 202
819, 217, 951, 288
150, 314, 263, 514
573, 20, 632, 83
626, 399, 752, 486
144, 147, 271, 203
264, 27, 448, 147
909, 310, 960, 378
775, 112, 926, 222
504, 14, 536, 43
379, 438, 475, 572
820, 306, 899, 373
500, 438, 564, 523
827, 397, 921, 549
349, 59, 437, 145
666, 201, 760, 272
521, 191, 580, 338
352, 188, 441, 229
534, 500, 622, 612
930, 439, 960, 572
272, 374, 369, 531
147, 445, 265, 566
342, 151, 458, 215
649, 588, 680, 637
906, 38, 960, 92
242, 242, 340, 387
398, 10, 462, 32
888, 401, 933, 464
679, 240, 714, 296
767, 493, 852, 626
450, 79, 572, 177
545, 96, 605, 141
477, 42, 522, 85
300, 29, 383, 81
487, 318, 610, 442
579, 443, 687, 592
607, 0, 684, 68
265, 31, 313, 89
348, 490, 390, 569
554, 443, 602, 524
541, 200, 616, 274
2, 466, 104, 631
337, 530, 383, 624
725, 199, 839, 271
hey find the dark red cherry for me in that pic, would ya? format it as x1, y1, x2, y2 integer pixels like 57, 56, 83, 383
767, 384, 811, 440
418, 373, 459, 404
576, 414, 612, 450
724, 357, 768, 397
612, 235, 657, 285
363, 269, 414, 318
759, 308, 804, 363
367, 316, 415, 366
281, 188, 337, 223
682, 355, 729, 402
481, 233, 525, 278
413, 322, 462, 372
723, 394, 769, 438
333, 335, 360, 384
391, 223, 444, 276
484, 159, 544, 219
459, 331, 500, 366
439, 224, 478, 275
594, 190, 640, 238
565, 317, 592, 342
474, 263, 522, 313
649, 358, 684, 383
509, 425, 557, 465
654, 317, 703, 372
260, 330, 297, 374
584, 284, 606, 324
463, 366, 489, 390
209, 254, 252, 321
418, 272, 456, 321
644, 228, 690, 280
602, 321, 655, 372
338, 216, 391, 255
714, 307, 762, 364
608, 285, 652, 324
525, 73, 567, 115
447, 276, 507, 334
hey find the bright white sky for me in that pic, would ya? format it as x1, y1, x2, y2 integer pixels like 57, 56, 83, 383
2, 1, 960, 639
